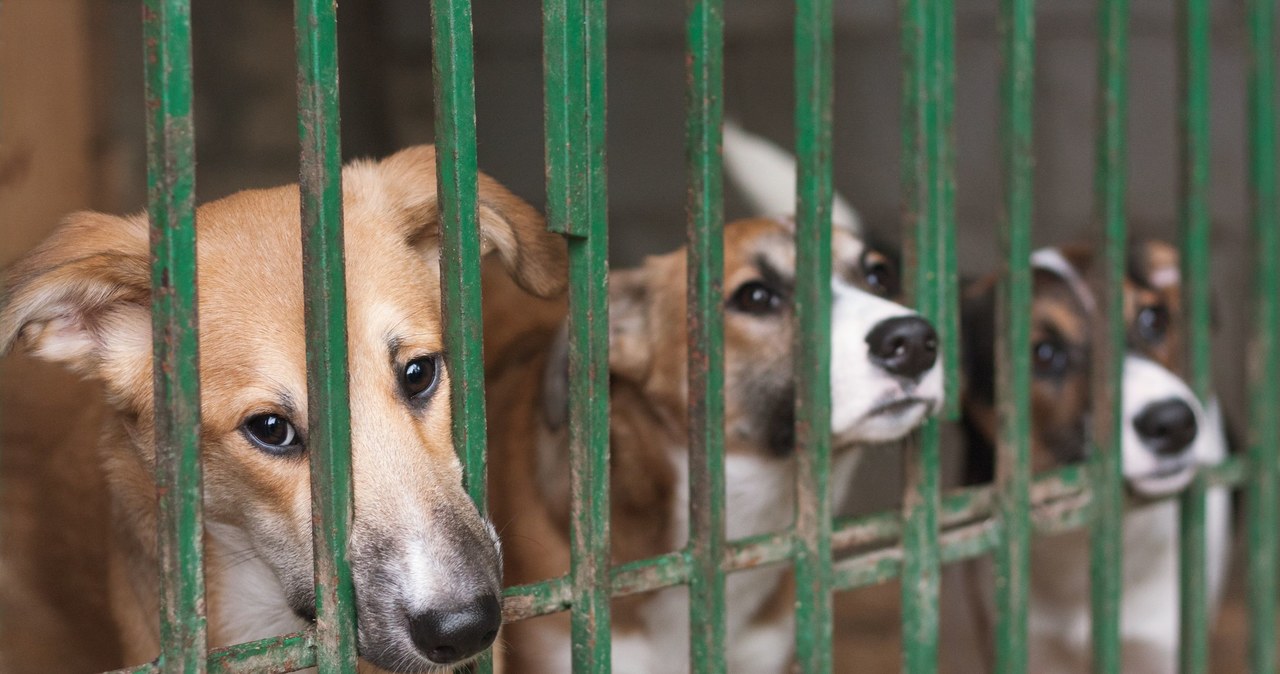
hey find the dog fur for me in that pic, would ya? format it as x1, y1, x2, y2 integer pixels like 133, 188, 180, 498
0, 146, 566, 672
483, 216, 944, 673
955, 241, 1231, 673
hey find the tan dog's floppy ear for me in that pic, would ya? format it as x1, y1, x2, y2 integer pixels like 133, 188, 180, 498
373, 145, 568, 299
0, 212, 150, 376
608, 268, 652, 384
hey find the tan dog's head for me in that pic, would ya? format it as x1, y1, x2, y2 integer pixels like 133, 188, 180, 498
589, 217, 944, 458
962, 240, 1201, 497
0, 146, 566, 670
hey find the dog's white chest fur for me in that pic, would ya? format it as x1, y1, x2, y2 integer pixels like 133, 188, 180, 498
594, 449, 863, 674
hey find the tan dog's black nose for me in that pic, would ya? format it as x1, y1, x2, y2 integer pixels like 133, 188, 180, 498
409, 594, 502, 664
1134, 398, 1198, 456
866, 315, 939, 380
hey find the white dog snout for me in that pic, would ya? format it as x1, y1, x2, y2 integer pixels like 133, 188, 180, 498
1121, 356, 1204, 496
830, 281, 944, 443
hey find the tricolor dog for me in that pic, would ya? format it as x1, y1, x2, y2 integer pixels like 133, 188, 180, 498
957, 242, 1231, 673
0, 147, 566, 672
482, 215, 944, 673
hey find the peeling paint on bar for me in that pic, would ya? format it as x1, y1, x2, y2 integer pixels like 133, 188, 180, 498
791, 0, 836, 668
293, 0, 358, 670
684, 0, 727, 666
1089, 0, 1129, 670
142, 1, 206, 671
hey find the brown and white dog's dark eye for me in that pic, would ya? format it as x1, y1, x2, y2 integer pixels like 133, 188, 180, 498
861, 251, 899, 297
1032, 338, 1071, 378
242, 413, 303, 455
402, 354, 442, 400
1136, 304, 1170, 344
728, 281, 784, 315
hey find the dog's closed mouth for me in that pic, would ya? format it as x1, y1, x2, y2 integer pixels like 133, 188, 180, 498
865, 397, 929, 418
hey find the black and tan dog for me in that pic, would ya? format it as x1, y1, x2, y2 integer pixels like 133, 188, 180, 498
483, 216, 944, 673
955, 242, 1231, 673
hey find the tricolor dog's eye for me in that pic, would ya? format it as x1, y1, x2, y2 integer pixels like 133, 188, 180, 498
728, 281, 784, 315
242, 414, 302, 455
1136, 304, 1170, 344
861, 251, 899, 297
402, 354, 442, 400
1032, 338, 1071, 378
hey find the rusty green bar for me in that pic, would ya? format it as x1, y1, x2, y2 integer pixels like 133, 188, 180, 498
1176, 0, 1212, 670
935, 0, 960, 420
430, 0, 493, 670
142, 0, 206, 670
543, 0, 612, 667
683, 0, 727, 666
791, 0, 835, 668
1090, 0, 1128, 669
294, 0, 358, 670
207, 630, 316, 673
899, 0, 946, 667
993, 0, 1034, 669
431, 0, 487, 512
1246, 0, 1279, 670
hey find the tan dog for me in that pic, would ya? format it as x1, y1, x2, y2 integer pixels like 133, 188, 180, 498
955, 241, 1231, 673
483, 217, 944, 673
0, 146, 566, 672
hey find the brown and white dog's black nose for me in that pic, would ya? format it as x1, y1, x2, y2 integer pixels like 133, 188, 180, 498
866, 315, 939, 380
408, 593, 502, 664
1133, 398, 1199, 457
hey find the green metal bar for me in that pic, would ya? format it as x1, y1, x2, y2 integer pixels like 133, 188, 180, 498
207, 630, 316, 673
142, 1, 206, 670
683, 0, 726, 666
1246, 0, 1279, 669
1090, 0, 1128, 669
1176, 0, 1212, 671
899, 0, 946, 667
431, 0, 487, 513
501, 577, 574, 622
935, 0, 960, 420
294, 0, 358, 670
791, 0, 835, 668
544, 0, 611, 667
428, 0, 494, 663
993, 0, 1034, 668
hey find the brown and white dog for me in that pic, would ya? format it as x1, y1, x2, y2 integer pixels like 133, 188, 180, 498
0, 146, 566, 672
483, 216, 945, 673
957, 242, 1231, 673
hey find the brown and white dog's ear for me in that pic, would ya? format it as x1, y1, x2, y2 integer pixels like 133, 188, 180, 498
607, 268, 652, 384
1129, 238, 1181, 291
0, 211, 151, 381
373, 145, 569, 298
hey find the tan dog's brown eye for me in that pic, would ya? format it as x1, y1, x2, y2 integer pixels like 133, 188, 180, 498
402, 354, 442, 400
242, 414, 302, 454
862, 254, 899, 297
1137, 305, 1170, 344
1033, 339, 1071, 378
728, 281, 783, 315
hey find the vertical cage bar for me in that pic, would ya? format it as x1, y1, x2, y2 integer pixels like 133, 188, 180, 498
1176, 0, 1212, 671
899, 0, 946, 668
993, 0, 1034, 669
142, 1, 206, 670
935, 0, 960, 420
294, 0, 358, 669
684, 0, 727, 667
1090, 0, 1128, 670
430, 0, 493, 671
791, 0, 835, 669
544, 0, 612, 669
1246, 0, 1279, 670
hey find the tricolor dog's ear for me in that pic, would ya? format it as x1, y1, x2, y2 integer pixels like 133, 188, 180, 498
0, 211, 151, 382
374, 145, 569, 298
607, 268, 653, 384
